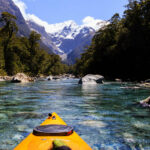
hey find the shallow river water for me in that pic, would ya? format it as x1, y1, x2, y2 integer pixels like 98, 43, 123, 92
0, 79, 150, 150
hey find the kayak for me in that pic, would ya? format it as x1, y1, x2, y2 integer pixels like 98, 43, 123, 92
14, 112, 92, 150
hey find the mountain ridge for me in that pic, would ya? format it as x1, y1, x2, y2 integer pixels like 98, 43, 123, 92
0, 0, 53, 54
0, 0, 108, 64
27, 19, 108, 63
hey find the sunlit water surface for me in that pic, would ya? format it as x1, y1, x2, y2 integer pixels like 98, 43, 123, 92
0, 79, 150, 150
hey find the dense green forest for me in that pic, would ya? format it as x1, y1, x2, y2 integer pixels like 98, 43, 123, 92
74, 0, 150, 81
0, 12, 69, 76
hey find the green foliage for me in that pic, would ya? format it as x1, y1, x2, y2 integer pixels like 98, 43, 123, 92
74, 0, 150, 81
0, 12, 68, 76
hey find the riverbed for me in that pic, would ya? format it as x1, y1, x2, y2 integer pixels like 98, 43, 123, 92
0, 79, 150, 150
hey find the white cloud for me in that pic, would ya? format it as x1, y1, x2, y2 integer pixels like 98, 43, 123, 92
12, 0, 106, 33
82, 16, 106, 30
12, 0, 67, 33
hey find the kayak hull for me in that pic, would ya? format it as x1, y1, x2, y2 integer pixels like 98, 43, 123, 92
14, 112, 92, 150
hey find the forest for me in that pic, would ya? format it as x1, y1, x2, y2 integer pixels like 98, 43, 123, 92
0, 12, 69, 76
74, 0, 150, 81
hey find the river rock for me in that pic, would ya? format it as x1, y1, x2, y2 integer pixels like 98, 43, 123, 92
139, 96, 150, 107
4, 76, 13, 81
115, 78, 122, 82
53, 76, 61, 80
78, 120, 107, 128
11, 73, 34, 83
78, 74, 104, 84
0, 78, 5, 81
0, 76, 13, 81
47, 76, 53, 80
139, 83, 150, 88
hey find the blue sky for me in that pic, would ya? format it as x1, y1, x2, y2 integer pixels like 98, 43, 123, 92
13, 0, 129, 24
13, 0, 129, 33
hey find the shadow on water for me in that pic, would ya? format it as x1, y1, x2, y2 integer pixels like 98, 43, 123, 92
0, 79, 150, 149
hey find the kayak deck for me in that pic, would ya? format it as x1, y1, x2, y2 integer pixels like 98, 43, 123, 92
14, 112, 92, 150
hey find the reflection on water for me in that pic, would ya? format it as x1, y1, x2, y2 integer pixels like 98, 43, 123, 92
0, 79, 150, 149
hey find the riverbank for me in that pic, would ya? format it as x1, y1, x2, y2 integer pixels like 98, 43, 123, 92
0, 73, 150, 89
0, 73, 76, 82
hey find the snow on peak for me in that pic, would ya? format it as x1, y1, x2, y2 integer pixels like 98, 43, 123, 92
46, 17, 107, 35
82, 16, 107, 31
13, 0, 108, 35
46, 20, 78, 34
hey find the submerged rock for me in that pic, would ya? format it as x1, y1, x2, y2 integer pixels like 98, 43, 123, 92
0, 113, 8, 119
78, 120, 106, 128
15, 124, 28, 132
11, 73, 34, 83
13, 134, 24, 140
139, 96, 150, 107
79, 74, 104, 84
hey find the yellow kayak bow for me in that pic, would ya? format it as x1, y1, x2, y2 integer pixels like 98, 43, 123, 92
14, 112, 92, 150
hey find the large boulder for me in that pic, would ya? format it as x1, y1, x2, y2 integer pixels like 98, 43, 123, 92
139, 96, 150, 107
78, 74, 104, 84
47, 76, 53, 81
11, 73, 34, 83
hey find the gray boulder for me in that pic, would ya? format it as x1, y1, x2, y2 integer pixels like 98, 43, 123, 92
11, 73, 34, 83
79, 74, 104, 84
140, 96, 150, 107
47, 76, 53, 81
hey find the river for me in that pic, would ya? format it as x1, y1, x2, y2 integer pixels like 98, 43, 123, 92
0, 79, 150, 150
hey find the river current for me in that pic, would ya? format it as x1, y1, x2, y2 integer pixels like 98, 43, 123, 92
0, 79, 150, 150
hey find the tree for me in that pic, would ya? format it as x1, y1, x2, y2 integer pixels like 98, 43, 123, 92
74, 0, 150, 80
0, 12, 18, 75
0, 12, 69, 76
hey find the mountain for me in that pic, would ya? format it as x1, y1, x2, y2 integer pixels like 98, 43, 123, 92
48, 20, 108, 64
0, 0, 53, 54
1, 0, 108, 63
49, 21, 95, 54
26, 20, 60, 54
0, 0, 30, 36
27, 20, 108, 63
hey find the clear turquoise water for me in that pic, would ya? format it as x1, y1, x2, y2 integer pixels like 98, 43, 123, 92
0, 79, 150, 150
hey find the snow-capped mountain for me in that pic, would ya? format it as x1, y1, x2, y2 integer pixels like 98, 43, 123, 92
0, 0, 108, 63
49, 21, 95, 54
3, 0, 108, 63
26, 20, 61, 54
27, 19, 108, 63
47, 20, 107, 54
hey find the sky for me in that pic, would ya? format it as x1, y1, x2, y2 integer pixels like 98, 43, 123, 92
12, 0, 129, 33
